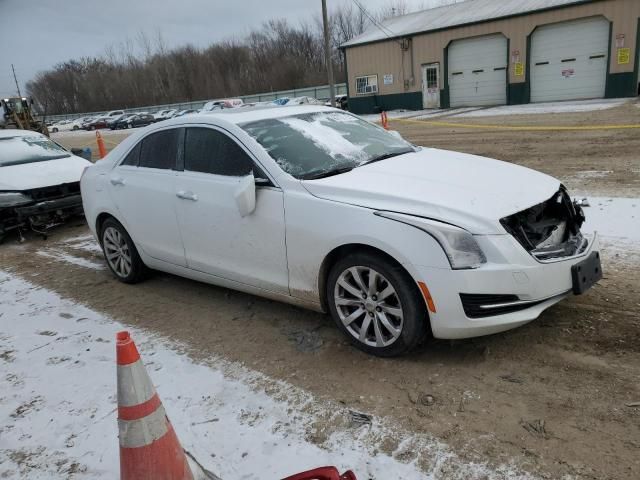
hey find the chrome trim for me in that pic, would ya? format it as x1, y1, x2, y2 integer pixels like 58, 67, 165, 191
479, 290, 571, 310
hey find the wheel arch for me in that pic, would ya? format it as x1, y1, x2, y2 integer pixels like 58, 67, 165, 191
318, 243, 420, 313
95, 212, 128, 245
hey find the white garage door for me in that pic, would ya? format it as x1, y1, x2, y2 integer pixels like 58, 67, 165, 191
530, 17, 609, 102
448, 34, 508, 107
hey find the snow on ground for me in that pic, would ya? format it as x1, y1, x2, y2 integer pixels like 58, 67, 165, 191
580, 196, 640, 266
362, 98, 630, 123
0, 272, 532, 480
447, 98, 628, 118
36, 249, 104, 271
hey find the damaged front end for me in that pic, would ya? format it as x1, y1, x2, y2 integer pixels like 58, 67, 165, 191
0, 182, 83, 242
500, 187, 588, 261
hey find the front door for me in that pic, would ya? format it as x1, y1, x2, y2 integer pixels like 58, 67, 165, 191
174, 126, 289, 294
422, 63, 440, 108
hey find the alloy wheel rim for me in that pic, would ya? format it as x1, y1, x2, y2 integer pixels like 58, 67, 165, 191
103, 227, 132, 278
334, 266, 404, 347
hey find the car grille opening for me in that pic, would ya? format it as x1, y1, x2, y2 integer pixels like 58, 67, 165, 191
500, 187, 588, 261
25, 182, 81, 202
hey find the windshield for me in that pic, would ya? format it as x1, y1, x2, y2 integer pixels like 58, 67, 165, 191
241, 111, 415, 179
0, 135, 70, 167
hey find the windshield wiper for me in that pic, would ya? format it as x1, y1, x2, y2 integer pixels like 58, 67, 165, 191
301, 166, 355, 180
359, 149, 414, 167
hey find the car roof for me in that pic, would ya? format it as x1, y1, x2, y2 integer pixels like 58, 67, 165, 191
186, 105, 340, 125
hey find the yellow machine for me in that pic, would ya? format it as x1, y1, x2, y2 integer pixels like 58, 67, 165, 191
0, 97, 49, 136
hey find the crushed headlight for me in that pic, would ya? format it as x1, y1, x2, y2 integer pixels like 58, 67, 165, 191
0, 192, 33, 208
375, 211, 487, 269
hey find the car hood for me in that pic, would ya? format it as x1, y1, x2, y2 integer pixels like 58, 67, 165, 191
301, 148, 560, 234
0, 155, 91, 191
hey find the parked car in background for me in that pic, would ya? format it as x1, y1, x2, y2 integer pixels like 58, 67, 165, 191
110, 114, 137, 130
0, 129, 91, 242
106, 110, 125, 117
84, 116, 111, 130
325, 94, 348, 110
122, 113, 155, 129
81, 105, 601, 357
107, 114, 129, 129
286, 96, 324, 106
153, 109, 172, 121
50, 120, 74, 133
201, 99, 244, 112
173, 109, 197, 117
70, 116, 93, 130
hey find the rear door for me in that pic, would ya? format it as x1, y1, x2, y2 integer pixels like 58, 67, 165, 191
174, 126, 289, 294
108, 128, 186, 266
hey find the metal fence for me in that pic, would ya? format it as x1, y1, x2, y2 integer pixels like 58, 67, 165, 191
46, 83, 348, 122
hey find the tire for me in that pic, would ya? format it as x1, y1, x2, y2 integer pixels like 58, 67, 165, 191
73, 125, 79, 130
327, 252, 428, 357
52, 127, 58, 133
100, 218, 147, 284
90, 126, 95, 131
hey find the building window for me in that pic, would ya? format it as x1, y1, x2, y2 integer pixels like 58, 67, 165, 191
355, 75, 378, 95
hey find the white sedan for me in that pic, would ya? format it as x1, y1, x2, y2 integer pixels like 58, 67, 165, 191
80, 106, 602, 356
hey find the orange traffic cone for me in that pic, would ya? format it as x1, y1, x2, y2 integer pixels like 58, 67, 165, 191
96, 131, 107, 159
116, 331, 194, 480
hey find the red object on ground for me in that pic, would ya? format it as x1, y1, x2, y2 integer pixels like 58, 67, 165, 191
116, 331, 194, 480
380, 111, 389, 130
96, 130, 107, 158
282, 466, 357, 480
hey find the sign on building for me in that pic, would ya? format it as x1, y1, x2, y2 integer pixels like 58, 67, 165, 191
383, 74, 394, 85
617, 48, 630, 65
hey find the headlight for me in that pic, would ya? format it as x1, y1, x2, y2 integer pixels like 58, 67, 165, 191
0, 192, 33, 208
375, 211, 486, 269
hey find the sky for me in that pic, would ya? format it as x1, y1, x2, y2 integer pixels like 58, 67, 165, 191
0, 0, 459, 97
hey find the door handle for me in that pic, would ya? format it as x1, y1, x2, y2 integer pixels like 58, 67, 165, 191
110, 177, 125, 186
176, 190, 198, 201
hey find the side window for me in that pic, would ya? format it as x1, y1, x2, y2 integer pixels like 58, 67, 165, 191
121, 142, 141, 166
139, 129, 179, 170
184, 127, 254, 177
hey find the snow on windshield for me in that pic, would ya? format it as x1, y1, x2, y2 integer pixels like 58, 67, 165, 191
242, 111, 412, 179
281, 115, 368, 165
0, 135, 70, 167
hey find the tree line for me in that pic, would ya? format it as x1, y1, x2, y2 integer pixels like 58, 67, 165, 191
26, 2, 423, 114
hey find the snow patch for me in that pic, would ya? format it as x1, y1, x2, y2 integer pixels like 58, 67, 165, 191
36, 249, 105, 270
452, 99, 628, 118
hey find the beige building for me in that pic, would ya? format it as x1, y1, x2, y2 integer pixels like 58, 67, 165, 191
341, 0, 640, 113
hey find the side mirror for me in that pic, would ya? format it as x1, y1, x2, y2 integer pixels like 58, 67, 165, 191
234, 172, 256, 217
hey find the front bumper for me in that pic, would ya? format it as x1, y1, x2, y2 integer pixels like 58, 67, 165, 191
414, 232, 600, 339
1, 194, 84, 236
14, 194, 83, 218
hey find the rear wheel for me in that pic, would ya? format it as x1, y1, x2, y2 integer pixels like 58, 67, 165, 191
327, 252, 428, 357
100, 218, 147, 284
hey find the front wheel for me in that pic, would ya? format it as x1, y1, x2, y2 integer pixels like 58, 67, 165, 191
327, 252, 428, 357
100, 218, 147, 284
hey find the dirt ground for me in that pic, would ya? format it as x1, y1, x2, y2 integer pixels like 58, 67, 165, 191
5, 102, 640, 479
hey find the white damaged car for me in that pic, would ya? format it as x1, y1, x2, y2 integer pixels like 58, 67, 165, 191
80, 106, 602, 356
0, 130, 91, 241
